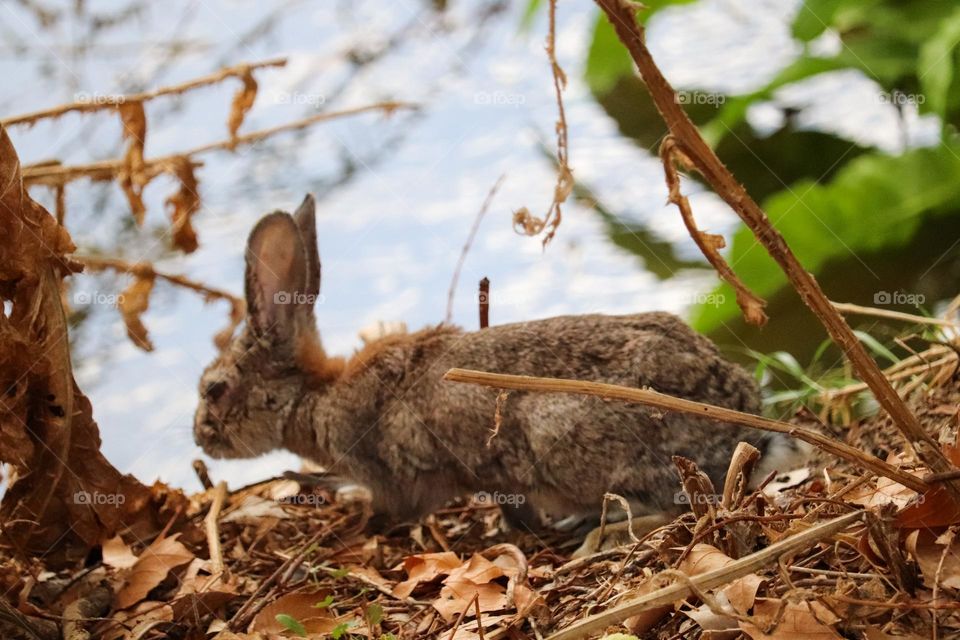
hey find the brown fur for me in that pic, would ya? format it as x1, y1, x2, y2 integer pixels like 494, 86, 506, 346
194, 197, 809, 528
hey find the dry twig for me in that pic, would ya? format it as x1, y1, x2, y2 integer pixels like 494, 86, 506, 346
660, 137, 767, 326
446, 175, 505, 323
443, 368, 927, 492
1, 58, 287, 127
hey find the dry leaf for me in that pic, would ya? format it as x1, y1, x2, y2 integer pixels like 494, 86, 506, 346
896, 485, 960, 529
222, 495, 289, 524
250, 588, 339, 634
118, 100, 148, 224
394, 551, 462, 598
740, 599, 841, 640
102, 534, 138, 569
119, 274, 155, 352
680, 544, 764, 616
905, 528, 960, 590
227, 68, 257, 145
102, 601, 174, 640
165, 156, 201, 253
684, 603, 739, 639
0, 127, 186, 565
433, 578, 508, 622
849, 476, 921, 509
115, 534, 195, 609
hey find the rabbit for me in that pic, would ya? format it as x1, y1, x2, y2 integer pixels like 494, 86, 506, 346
194, 194, 809, 531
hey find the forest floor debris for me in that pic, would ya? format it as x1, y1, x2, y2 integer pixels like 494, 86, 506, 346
2, 359, 959, 640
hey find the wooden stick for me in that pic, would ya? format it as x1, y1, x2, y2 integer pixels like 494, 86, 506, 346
443, 368, 927, 493
544, 510, 863, 640
479, 277, 490, 329
593, 0, 960, 500
831, 301, 958, 328
1, 57, 287, 127
204, 481, 228, 579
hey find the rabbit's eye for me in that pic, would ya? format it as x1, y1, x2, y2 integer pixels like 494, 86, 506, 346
205, 381, 228, 402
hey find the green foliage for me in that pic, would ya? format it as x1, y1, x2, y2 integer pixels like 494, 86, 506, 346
582, 0, 960, 358
366, 602, 384, 626
331, 620, 357, 639
692, 142, 960, 333
313, 594, 335, 609
275, 613, 307, 637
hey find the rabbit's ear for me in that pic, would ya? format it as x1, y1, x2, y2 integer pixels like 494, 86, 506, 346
244, 212, 310, 338
292, 194, 320, 299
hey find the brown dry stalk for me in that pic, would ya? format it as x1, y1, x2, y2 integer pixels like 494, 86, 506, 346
660, 137, 767, 326
443, 368, 927, 493
831, 301, 959, 328
21, 101, 416, 188
593, 0, 959, 499
0, 57, 287, 127
514, 0, 571, 246
446, 175, 505, 324
544, 510, 863, 640
204, 481, 228, 580
78, 255, 241, 306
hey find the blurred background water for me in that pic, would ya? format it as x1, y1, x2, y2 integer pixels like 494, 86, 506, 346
1, 0, 947, 492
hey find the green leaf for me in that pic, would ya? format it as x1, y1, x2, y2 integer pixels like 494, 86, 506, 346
327, 566, 350, 579
366, 602, 384, 626
331, 620, 357, 639
519, 0, 543, 32
792, 0, 842, 41
275, 614, 307, 637
585, 13, 635, 96
692, 142, 960, 333
585, 1, 700, 96
918, 7, 960, 121
852, 330, 900, 365
313, 594, 335, 609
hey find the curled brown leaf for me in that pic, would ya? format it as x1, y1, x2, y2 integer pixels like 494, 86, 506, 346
118, 100, 148, 224
227, 68, 257, 147
119, 274, 155, 351
165, 156, 201, 253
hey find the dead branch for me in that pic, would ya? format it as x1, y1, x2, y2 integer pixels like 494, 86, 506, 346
593, 0, 960, 500
544, 510, 863, 640
1, 57, 287, 127
446, 175, 504, 323
831, 301, 959, 329
443, 368, 927, 492
478, 277, 490, 329
660, 137, 767, 326
77, 255, 245, 349
22, 101, 417, 188
77, 255, 241, 306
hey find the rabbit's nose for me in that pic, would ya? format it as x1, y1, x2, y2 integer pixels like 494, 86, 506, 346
198, 422, 219, 442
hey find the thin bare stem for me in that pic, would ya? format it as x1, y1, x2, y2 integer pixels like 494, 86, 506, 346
77, 255, 242, 307
1, 58, 287, 127
831, 301, 958, 329
23, 101, 416, 187
443, 368, 928, 493
660, 137, 767, 326
446, 175, 505, 323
